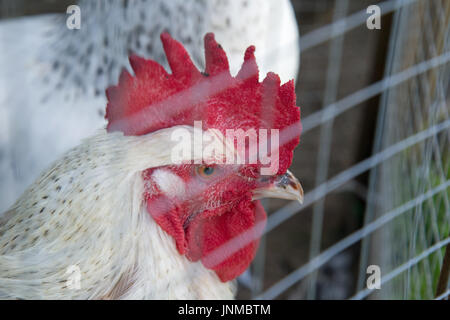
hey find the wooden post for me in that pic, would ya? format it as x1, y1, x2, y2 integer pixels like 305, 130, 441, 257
435, 243, 450, 299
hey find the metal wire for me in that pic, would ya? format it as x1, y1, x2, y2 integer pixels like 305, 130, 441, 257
257, 181, 449, 299
351, 237, 450, 300
297, 0, 418, 53
307, 0, 349, 300
301, 51, 450, 134
356, 0, 405, 291
359, 0, 450, 299
435, 289, 450, 300
266, 120, 450, 233
251, 0, 450, 299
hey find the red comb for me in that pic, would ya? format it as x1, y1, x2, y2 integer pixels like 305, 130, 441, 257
106, 32, 301, 174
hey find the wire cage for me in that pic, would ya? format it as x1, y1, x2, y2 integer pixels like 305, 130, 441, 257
249, 0, 449, 300
357, 0, 450, 299
0, 0, 448, 300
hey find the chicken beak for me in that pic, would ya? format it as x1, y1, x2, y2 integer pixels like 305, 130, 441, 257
252, 170, 304, 204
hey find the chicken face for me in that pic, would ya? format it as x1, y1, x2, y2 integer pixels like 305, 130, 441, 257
142, 162, 302, 282
105, 32, 302, 282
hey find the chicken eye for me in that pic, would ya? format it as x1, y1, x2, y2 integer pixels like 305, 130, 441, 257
197, 166, 215, 178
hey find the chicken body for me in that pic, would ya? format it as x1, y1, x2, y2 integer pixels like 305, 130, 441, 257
0, 126, 236, 299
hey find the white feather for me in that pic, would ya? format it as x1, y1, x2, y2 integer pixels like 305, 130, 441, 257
152, 169, 186, 198
0, 126, 237, 299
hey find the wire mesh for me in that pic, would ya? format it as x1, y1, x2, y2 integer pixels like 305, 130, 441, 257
356, 0, 450, 299
253, 0, 449, 300
0, 0, 448, 300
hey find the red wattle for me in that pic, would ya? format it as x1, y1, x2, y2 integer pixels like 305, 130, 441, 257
185, 198, 267, 282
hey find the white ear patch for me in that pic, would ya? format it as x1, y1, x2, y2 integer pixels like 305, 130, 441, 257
151, 169, 186, 198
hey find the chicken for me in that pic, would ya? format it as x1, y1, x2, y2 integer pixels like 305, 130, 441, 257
0, 33, 302, 299
0, 0, 300, 213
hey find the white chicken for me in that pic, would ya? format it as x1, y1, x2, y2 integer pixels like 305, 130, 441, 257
0, 32, 302, 299
0, 0, 300, 213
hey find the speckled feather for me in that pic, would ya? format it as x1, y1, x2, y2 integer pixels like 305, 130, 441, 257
0, 126, 237, 299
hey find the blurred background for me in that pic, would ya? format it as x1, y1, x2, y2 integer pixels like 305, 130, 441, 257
0, 0, 448, 300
